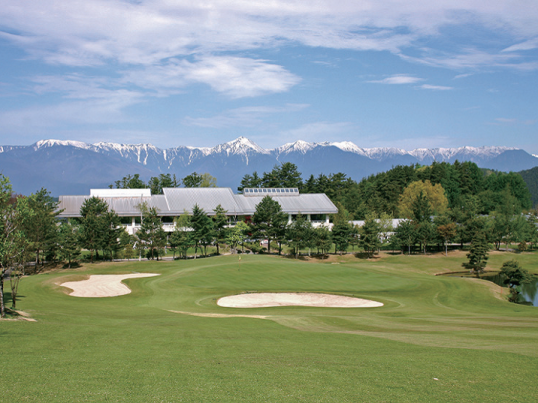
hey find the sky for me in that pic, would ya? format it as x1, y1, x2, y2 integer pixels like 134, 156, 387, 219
0, 1, 537, 153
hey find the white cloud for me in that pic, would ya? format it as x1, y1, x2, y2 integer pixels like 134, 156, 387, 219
123, 56, 301, 98
419, 84, 453, 90
454, 73, 473, 79
184, 104, 308, 128
492, 118, 536, 126
2, 0, 538, 70
368, 74, 424, 84
402, 47, 536, 70
502, 38, 538, 52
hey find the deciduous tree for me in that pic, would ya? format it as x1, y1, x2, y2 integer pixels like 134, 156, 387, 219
0, 175, 30, 317
398, 180, 448, 219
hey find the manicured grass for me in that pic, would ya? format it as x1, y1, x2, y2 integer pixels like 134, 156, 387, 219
1, 251, 538, 402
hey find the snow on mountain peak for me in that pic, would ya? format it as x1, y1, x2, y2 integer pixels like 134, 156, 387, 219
327, 141, 363, 154
276, 140, 317, 154
212, 137, 269, 155
35, 139, 92, 150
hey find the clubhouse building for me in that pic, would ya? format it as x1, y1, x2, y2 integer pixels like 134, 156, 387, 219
58, 187, 338, 234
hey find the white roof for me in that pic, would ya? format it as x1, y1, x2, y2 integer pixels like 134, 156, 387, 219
90, 189, 151, 198
58, 187, 338, 217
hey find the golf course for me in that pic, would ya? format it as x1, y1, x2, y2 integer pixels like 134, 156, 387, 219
1, 251, 538, 402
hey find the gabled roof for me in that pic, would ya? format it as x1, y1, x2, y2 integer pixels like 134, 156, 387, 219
234, 193, 337, 215
58, 188, 338, 217
163, 188, 241, 215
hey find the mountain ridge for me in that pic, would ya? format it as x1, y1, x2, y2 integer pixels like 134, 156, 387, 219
0, 137, 536, 195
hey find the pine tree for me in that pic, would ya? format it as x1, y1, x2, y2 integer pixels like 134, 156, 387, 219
212, 204, 228, 255
23, 188, 61, 266
359, 214, 381, 258
57, 221, 81, 268
171, 213, 194, 259
286, 213, 313, 258
191, 204, 213, 258
251, 196, 288, 254
137, 203, 166, 260
462, 232, 489, 277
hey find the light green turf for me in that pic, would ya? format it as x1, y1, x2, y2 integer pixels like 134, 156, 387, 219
1, 252, 538, 402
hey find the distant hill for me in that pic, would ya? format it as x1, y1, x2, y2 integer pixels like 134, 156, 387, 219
1, 137, 538, 195
518, 166, 538, 208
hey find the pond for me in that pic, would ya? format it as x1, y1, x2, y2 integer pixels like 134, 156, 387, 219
520, 278, 538, 307
482, 274, 538, 307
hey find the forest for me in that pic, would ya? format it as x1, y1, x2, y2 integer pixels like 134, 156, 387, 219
239, 160, 533, 219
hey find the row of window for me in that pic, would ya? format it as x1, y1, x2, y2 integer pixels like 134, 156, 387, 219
243, 188, 299, 196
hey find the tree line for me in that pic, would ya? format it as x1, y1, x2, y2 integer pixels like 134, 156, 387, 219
109, 172, 217, 194
239, 161, 532, 219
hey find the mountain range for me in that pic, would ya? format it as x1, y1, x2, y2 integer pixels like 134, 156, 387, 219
1, 137, 537, 196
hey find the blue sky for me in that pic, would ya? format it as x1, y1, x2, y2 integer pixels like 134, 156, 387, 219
0, 1, 537, 153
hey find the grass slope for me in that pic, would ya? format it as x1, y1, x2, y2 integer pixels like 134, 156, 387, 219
1, 252, 538, 402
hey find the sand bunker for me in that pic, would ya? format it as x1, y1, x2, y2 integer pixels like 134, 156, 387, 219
217, 293, 383, 308
60, 273, 160, 297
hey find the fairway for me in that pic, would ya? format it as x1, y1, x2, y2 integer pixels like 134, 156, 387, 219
1, 253, 538, 402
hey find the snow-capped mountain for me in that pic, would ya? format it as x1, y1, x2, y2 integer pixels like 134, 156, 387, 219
0, 137, 536, 195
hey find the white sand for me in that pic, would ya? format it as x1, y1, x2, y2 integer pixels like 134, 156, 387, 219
217, 293, 383, 308
60, 273, 160, 297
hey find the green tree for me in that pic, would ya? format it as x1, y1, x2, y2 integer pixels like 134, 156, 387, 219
170, 214, 194, 259
136, 203, 166, 260
0, 175, 30, 317
148, 173, 180, 194
79, 197, 110, 263
359, 213, 381, 258
212, 204, 228, 255
190, 204, 213, 258
100, 210, 123, 261
409, 191, 435, 253
238, 171, 262, 193
111, 173, 147, 189
226, 221, 249, 254
331, 202, 353, 255
200, 173, 217, 188
499, 260, 532, 288
393, 220, 416, 255
286, 213, 313, 258
436, 219, 457, 256
462, 232, 489, 277
182, 172, 217, 188
261, 162, 303, 189
313, 225, 332, 255
250, 196, 288, 254
332, 221, 352, 255
57, 221, 81, 268
182, 172, 204, 188
378, 212, 394, 250
23, 188, 61, 266
399, 180, 448, 219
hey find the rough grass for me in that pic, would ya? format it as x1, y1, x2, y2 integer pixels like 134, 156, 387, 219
1, 252, 538, 402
